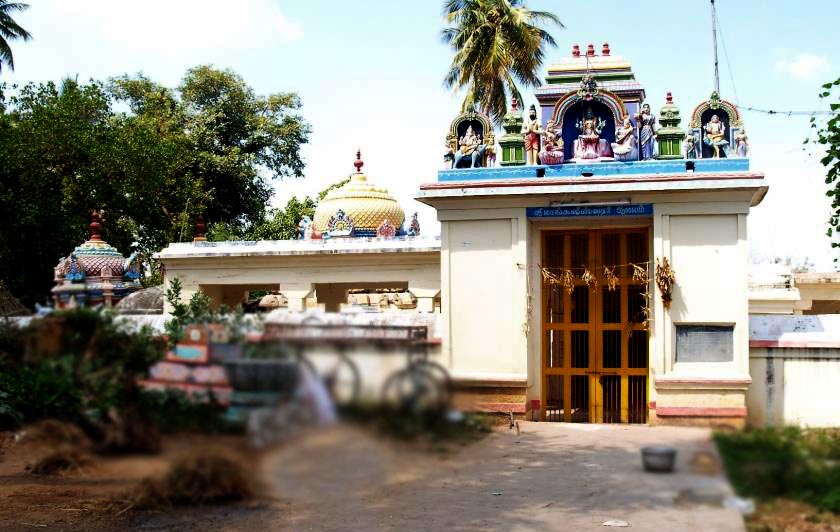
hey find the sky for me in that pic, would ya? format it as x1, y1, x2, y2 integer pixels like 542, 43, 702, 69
2, 0, 838, 269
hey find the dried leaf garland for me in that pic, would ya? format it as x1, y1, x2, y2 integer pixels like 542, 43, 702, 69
560, 270, 575, 294
655, 257, 676, 308
603, 266, 618, 291
631, 263, 649, 285
539, 266, 575, 294
580, 267, 598, 290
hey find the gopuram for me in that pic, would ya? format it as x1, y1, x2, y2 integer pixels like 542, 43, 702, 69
156, 42, 765, 427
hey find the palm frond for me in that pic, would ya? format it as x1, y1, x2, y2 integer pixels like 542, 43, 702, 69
441, 0, 561, 122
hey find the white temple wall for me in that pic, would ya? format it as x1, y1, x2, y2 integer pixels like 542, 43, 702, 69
438, 208, 529, 385
651, 202, 753, 425
162, 252, 440, 314
748, 347, 840, 427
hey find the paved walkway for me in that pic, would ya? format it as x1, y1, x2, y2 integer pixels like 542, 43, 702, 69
262, 421, 746, 531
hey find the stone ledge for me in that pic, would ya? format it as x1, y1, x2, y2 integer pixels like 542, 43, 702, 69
655, 376, 751, 391
450, 372, 528, 388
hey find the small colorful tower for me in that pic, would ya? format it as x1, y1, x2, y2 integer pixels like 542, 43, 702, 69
499, 98, 526, 166
655, 92, 686, 160
51, 211, 142, 308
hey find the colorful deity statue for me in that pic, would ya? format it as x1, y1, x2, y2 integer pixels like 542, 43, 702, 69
326, 209, 354, 238
573, 108, 606, 160
408, 212, 421, 236
611, 116, 638, 162
538, 119, 564, 165
704, 114, 729, 158
453, 125, 486, 168
376, 219, 396, 239
521, 104, 543, 165
636, 103, 656, 160
734, 128, 749, 158
685, 131, 699, 159
298, 215, 312, 240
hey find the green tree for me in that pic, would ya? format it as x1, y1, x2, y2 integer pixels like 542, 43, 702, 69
0, 66, 310, 308
811, 77, 840, 260
441, 0, 562, 124
206, 177, 351, 242
0, 1, 31, 71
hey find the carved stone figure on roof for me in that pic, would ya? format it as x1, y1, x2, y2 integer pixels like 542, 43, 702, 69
298, 215, 312, 240
734, 129, 749, 158
521, 104, 542, 165
573, 107, 606, 160
685, 130, 699, 159
704, 114, 729, 158
538, 119, 564, 165
408, 212, 420, 236
636, 103, 656, 160
376, 219, 396, 239
611, 116, 637, 162
453, 125, 486, 168
326, 209, 354, 238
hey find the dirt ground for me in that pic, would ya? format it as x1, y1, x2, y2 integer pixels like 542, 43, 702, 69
0, 421, 749, 531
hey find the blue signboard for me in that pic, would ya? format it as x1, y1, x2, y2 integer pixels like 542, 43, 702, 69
526, 204, 653, 218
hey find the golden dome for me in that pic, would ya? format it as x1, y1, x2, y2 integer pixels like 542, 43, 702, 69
313, 151, 405, 236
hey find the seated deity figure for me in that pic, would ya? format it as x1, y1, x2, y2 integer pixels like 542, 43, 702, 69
573, 108, 607, 160
453, 125, 486, 168
704, 114, 729, 158
538, 119, 564, 165
734, 129, 749, 157
611, 116, 637, 162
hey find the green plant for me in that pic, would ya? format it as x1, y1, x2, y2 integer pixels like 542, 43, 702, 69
140, 388, 239, 435
716, 427, 840, 513
164, 277, 249, 347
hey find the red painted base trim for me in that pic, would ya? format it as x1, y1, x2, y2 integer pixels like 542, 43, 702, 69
475, 402, 527, 414
656, 406, 746, 418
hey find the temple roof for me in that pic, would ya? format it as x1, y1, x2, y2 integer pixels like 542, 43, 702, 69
313, 151, 406, 234
155, 236, 440, 260
536, 42, 645, 102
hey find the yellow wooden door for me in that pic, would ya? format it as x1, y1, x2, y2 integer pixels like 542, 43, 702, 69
541, 229, 649, 423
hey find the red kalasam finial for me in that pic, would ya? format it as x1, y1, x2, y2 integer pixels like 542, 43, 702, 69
572, 44, 580, 57
666, 91, 673, 104
602, 42, 611, 56
511, 97, 519, 111
89, 210, 102, 242
354, 149, 364, 173
586, 43, 595, 56
195, 215, 206, 240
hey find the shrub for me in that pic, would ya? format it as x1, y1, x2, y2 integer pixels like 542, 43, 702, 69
716, 427, 840, 513
123, 449, 253, 509
27, 445, 93, 476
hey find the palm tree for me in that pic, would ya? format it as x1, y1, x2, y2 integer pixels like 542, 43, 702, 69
0, 1, 31, 72
442, 0, 562, 124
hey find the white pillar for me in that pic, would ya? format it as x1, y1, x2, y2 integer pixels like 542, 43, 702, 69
409, 285, 440, 313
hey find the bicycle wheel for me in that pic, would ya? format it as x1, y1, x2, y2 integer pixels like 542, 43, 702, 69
321, 353, 361, 406
413, 360, 453, 408
381, 365, 447, 413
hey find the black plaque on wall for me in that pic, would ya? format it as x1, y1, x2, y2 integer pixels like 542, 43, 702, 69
675, 325, 734, 363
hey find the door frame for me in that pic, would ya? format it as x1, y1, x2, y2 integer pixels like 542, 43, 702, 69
539, 227, 650, 423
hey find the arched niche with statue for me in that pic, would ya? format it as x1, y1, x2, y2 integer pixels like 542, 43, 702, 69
550, 88, 628, 162
688, 92, 746, 159
444, 111, 496, 169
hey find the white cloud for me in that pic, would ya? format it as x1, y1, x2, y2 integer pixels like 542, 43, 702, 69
775, 53, 830, 81
52, 0, 303, 51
